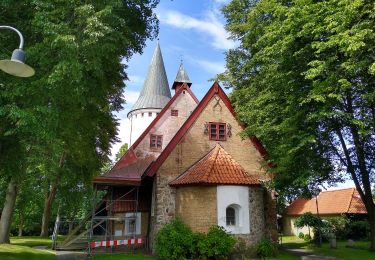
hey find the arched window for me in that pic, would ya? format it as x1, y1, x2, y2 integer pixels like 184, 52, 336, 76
226, 206, 236, 226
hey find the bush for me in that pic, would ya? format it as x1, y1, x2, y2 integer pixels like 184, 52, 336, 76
298, 232, 305, 239
304, 234, 311, 241
231, 237, 257, 258
347, 221, 370, 240
324, 216, 349, 239
197, 226, 236, 260
155, 218, 195, 260
256, 237, 278, 258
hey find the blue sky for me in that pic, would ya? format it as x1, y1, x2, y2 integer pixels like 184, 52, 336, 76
112, 0, 354, 190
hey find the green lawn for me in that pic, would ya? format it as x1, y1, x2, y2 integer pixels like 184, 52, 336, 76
10, 236, 53, 248
0, 244, 55, 260
282, 236, 375, 260
93, 252, 154, 259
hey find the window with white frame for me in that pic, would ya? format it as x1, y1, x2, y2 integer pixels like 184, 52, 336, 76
226, 206, 236, 226
124, 212, 141, 236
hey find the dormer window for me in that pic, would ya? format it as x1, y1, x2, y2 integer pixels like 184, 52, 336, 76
150, 134, 162, 149
171, 110, 178, 116
209, 122, 226, 141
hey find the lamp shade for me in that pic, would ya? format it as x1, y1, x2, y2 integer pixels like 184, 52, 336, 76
0, 49, 35, 77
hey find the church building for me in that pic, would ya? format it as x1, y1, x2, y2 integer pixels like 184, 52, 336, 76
92, 42, 277, 250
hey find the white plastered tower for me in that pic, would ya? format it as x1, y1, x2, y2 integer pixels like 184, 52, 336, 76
127, 42, 171, 145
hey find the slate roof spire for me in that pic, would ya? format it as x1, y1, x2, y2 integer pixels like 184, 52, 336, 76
128, 41, 171, 116
172, 62, 192, 90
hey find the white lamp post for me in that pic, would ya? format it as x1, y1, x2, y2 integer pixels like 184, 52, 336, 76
0, 25, 35, 77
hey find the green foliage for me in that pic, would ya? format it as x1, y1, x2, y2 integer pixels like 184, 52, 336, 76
196, 226, 236, 260
115, 143, 129, 161
256, 237, 278, 258
155, 220, 236, 260
155, 219, 195, 260
347, 221, 370, 240
324, 216, 350, 239
303, 234, 311, 242
298, 232, 305, 239
221, 1, 375, 248
232, 237, 257, 258
294, 213, 323, 230
0, 0, 159, 239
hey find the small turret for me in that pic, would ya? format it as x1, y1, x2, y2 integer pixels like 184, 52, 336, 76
172, 62, 192, 93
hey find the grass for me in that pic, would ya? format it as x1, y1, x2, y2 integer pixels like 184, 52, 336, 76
282, 235, 375, 260
93, 252, 154, 259
10, 236, 53, 248
0, 244, 55, 260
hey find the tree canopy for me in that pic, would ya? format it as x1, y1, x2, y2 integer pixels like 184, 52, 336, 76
222, 0, 375, 250
0, 0, 159, 242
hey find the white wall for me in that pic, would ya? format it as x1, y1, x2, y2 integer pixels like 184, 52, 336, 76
217, 185, 250, 234
128, 108, 161, 146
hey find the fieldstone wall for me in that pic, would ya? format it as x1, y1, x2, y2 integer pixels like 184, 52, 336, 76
235, 186, 265, 245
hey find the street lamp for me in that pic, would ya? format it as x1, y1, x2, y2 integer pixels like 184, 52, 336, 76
0, 25, 35, 77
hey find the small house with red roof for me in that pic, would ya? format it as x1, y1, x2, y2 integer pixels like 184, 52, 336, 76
89, 43, 277, 250
283, 188, 369, 236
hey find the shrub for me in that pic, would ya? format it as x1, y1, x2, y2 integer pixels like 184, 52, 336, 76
256, 237, 278, 258
298, 232, 305, 239
304, 234, 311, 241
347, 221, 370, 240
155, 218, 195, 260
231, 237, 257, 258
324, 216, 349, 239
197, 226, 236, 260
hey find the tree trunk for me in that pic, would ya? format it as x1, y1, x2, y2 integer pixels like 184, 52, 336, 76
368, 209, 375, 251
18, 212, 24, 237
0, 180, 18, 243
40, 152, 65, 237
40, 182, 58, 237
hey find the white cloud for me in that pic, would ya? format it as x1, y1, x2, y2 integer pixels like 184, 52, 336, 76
123, 90, 140, 106
111, 117, 131, 161
157, 10, 236, 50
194, 59, 225, 75
128, 75, 143, 84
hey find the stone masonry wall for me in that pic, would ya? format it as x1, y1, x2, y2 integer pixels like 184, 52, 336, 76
175, 186, 217, 233
235, 186, 265, 245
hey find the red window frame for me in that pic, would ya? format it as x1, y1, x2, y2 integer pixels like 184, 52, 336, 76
209, 122, 226, 141
171, 109, 178, 116
150, 134, 163, 149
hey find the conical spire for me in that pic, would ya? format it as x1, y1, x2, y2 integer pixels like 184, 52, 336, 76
172, 62, 192, 90
128, 42, 171, 115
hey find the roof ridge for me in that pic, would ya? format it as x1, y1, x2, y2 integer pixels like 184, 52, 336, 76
346, 188, 356, 213
320, 187, 356, 193
171, 145, 217, 184
202, 144, 221, 182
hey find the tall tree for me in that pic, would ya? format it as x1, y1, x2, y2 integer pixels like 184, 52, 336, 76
0, 0, 159, 242
115, 143, 129, 161
222, 0, 375, 250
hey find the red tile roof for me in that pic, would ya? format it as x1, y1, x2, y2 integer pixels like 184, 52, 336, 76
285, 188, 368, 215
169, 144, 262, 186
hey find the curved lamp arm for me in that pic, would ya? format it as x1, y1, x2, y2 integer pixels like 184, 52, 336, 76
0, 25, 34, 77
0, 25, 24, 49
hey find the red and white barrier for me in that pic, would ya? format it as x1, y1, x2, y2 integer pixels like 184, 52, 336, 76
90, 238, 144, 248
